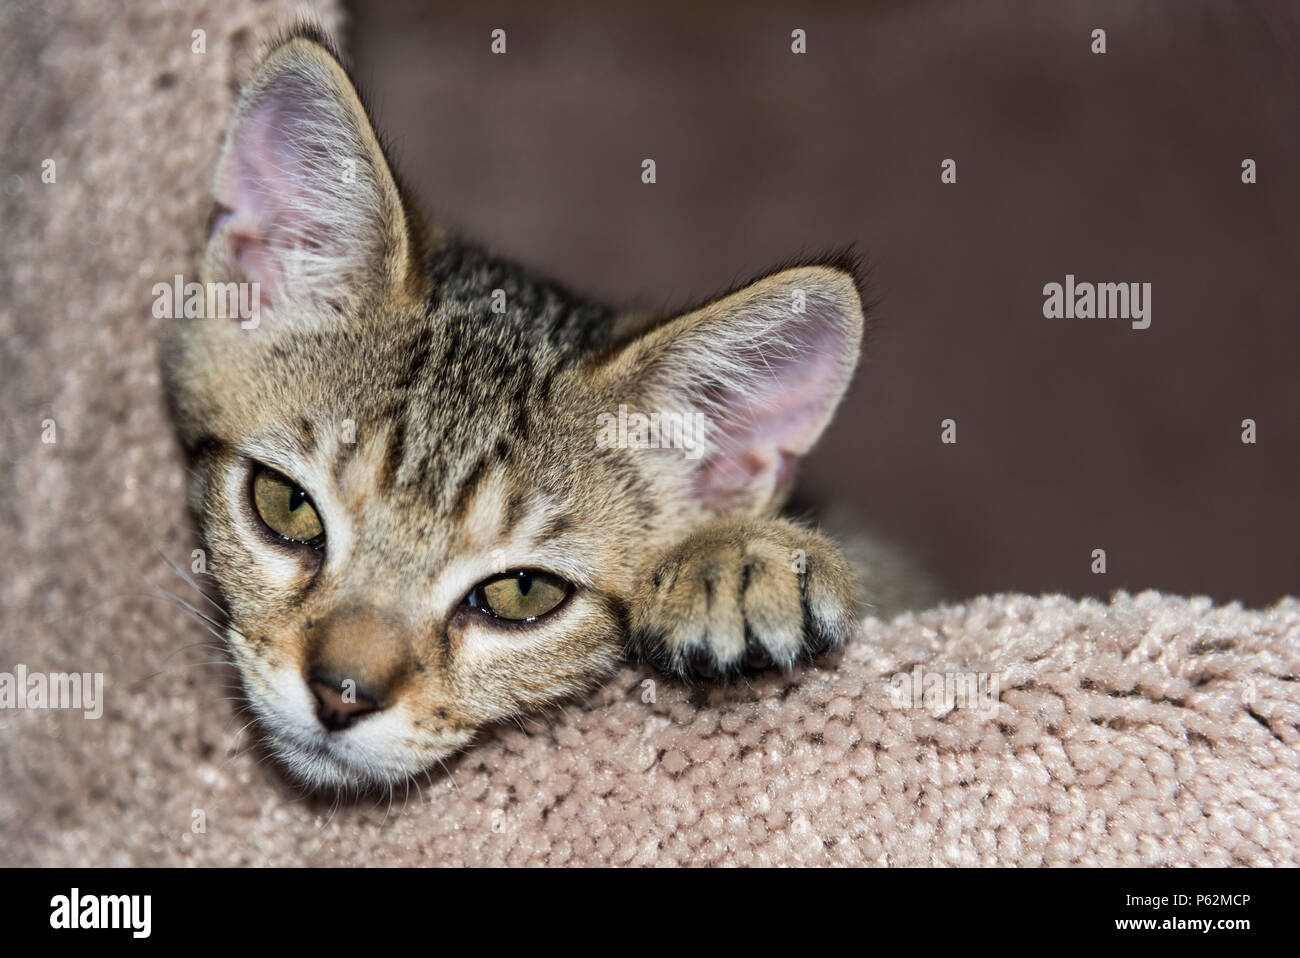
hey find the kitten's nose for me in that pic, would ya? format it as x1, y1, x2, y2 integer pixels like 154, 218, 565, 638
308, 677, 382, 731
303, 603, 415, 732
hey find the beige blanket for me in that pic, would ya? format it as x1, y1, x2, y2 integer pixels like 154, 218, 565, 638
2, 0, 1297, 866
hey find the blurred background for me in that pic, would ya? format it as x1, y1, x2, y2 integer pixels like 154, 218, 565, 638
346, 0, 1298, 606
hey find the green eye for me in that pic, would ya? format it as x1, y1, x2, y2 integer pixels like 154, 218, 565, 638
252, 467, 324, 545
469, 570, 570, 622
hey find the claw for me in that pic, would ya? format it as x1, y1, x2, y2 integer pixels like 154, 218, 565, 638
744, 631, 773, 671
688, 647, 718, 679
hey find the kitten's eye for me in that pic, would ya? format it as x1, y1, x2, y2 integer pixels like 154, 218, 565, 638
468, 570, 570, 622
251, 467, 324, 545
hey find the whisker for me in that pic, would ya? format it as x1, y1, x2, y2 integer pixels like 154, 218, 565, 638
150, 639, 232, 672
143, 522, 226, 615
225, 716, 261, 745
129, 660, 238, 693
323, 788, 341, 829
436, 757, 461, 792
145, 578, 229, 636
34, 589, 204, 632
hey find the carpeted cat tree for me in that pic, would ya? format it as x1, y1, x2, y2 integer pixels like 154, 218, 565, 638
1, 0, 1297, 866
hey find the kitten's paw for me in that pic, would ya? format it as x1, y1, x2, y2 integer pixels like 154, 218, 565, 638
628, 519, 857, 679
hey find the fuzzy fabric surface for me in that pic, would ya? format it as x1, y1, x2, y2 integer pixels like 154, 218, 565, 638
4, 582, 1300, 865
2, 0, 1298, 867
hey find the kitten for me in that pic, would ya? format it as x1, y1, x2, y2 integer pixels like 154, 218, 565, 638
164, 28, 927, 791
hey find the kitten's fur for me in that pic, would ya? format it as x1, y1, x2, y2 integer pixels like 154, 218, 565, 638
164, 28, 929, 791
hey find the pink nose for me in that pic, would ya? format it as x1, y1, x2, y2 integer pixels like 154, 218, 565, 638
307, 678, 382, 732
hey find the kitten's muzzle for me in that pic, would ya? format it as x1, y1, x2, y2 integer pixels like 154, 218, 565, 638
303, 603, 416, 733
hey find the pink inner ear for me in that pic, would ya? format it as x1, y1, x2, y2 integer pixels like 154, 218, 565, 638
214, 100, 310, 303
691, 316, 853, 510
215, 103, 279, 297
212, 85, 357, 310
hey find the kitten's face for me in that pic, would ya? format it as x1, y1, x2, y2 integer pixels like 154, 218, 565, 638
169, 298, 664, 788
165, 33, 863, 790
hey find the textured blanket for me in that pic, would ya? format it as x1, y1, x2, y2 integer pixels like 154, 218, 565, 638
5, 584, 1299, 865
1, 0, 1297, 866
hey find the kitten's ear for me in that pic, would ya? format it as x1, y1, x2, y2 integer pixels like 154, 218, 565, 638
602, 263, 865, 514
203, 34, 420, 314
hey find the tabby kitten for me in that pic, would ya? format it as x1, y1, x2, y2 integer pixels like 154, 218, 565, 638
164, 29, 907, 791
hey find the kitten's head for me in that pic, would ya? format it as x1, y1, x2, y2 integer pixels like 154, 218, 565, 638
164, 30, 866, 791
